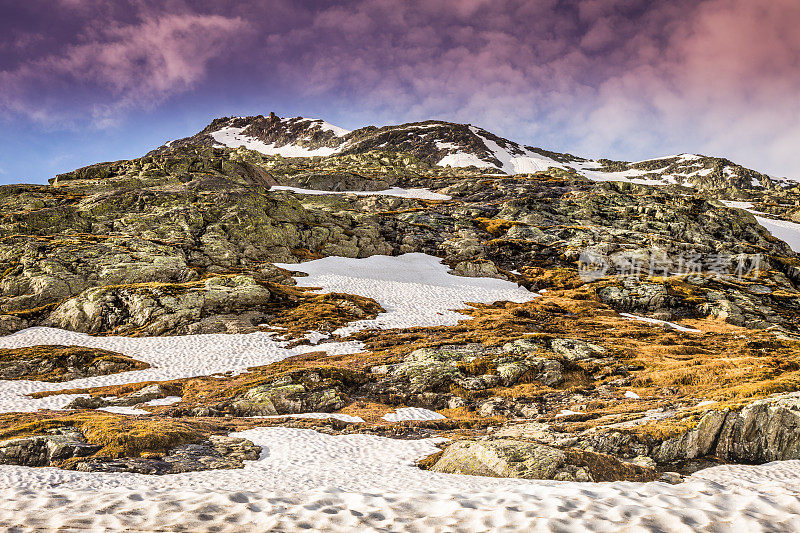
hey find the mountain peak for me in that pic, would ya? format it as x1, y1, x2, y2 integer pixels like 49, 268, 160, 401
150, 113, 784, 191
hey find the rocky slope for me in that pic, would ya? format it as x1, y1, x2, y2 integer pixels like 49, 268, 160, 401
1, 113, 800, 480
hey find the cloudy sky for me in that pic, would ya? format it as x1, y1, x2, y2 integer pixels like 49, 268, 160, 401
1, 0, 798, 184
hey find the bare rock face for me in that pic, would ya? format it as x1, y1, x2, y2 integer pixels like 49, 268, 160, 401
47, 276, 272, 336
426, 438, 657, 482
654, 392, 800, 464
0, 427, 261, 475
0, 428, 101, 467
716, 393, 800, 462
74, 435, 262, 475
0, 345, 149, 382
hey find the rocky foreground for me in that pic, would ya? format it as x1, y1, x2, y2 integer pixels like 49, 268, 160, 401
1, 115, 800, 486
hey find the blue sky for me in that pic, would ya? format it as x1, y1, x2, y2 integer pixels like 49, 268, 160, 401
2, 0, 800, 185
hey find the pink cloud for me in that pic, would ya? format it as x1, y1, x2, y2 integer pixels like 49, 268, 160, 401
264, 0, 800, 176
1, 12, 247, 127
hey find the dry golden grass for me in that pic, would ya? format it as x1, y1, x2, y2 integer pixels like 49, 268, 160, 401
474, 217, 522, 237
78, 415, 204, 458
267, 290, 384, 336
0, 412, 226, 461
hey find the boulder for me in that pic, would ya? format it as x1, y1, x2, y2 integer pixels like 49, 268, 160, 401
450, 260, 508, 280
48, 276, 272, 336
74, 435, 261, 475
0, 428, 100, 467
548, 338, 607, 362
427, 438, 656, 482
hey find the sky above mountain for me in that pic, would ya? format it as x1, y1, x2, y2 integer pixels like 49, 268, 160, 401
1, 0, 799, 184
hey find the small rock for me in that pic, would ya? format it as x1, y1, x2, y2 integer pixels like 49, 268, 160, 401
659, 471, 684, 484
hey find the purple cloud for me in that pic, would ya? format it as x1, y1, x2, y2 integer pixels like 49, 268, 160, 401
2, 0, 799, 177
1, 8, 247, 127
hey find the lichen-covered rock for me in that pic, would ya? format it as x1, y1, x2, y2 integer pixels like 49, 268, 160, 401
47, 276, 272, 336
364, 343, 569, 412
0, 345, 149, 382
655, 392, 800, 464
426, 438, 656, 482
181, 368, 369, 417
597, 282, 672, 314
0, 428, 100, 467
450, 259, 508, 280
548, 338, 607, 362
73, 435, 261, 475
237, 381, 348, 416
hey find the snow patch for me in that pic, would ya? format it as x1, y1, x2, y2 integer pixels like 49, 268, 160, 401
620, 313, 701, 333
382, 407, 446, 422
144, 396, 182, 406
307, 118, 350, 137
755, 216, 800, 252
273, 253, 537, 335
3, 426, 798, 531
720, 200, 755, 210
270, 185, 451, 200
437, 151, 494, 169
0, 328, 362, 413
470, 126, 565, 174
210, 126, 340, 157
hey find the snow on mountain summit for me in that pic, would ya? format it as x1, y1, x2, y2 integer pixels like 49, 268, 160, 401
151, 113, 782, 190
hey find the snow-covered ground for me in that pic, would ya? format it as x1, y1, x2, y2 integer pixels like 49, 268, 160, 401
437, 151, 494, 169
274, 253, 537, 335
0, 328, 364, 413
1, 427, 799, 531
755, 216, 800, 253
437, 126, 567, 174
720, 200, 755, 210
719, 200, 800, 253
271, 185, 451, 200
289, 117, 350, 137
472, 127, 566, 174
571, 160, 681, 186
382, 407, 446, 422
3, 253, 800, 531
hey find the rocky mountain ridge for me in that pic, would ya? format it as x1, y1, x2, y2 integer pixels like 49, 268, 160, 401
150, 112, 791, 192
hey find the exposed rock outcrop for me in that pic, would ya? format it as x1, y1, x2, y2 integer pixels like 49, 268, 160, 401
0, 427, 260, 474
425, 437, 657, 482
654, 392, 800, 464
47, 275, 273, 336
0, 345, 149, 382
0, 428, 100, 466
74, 435, 261, 474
